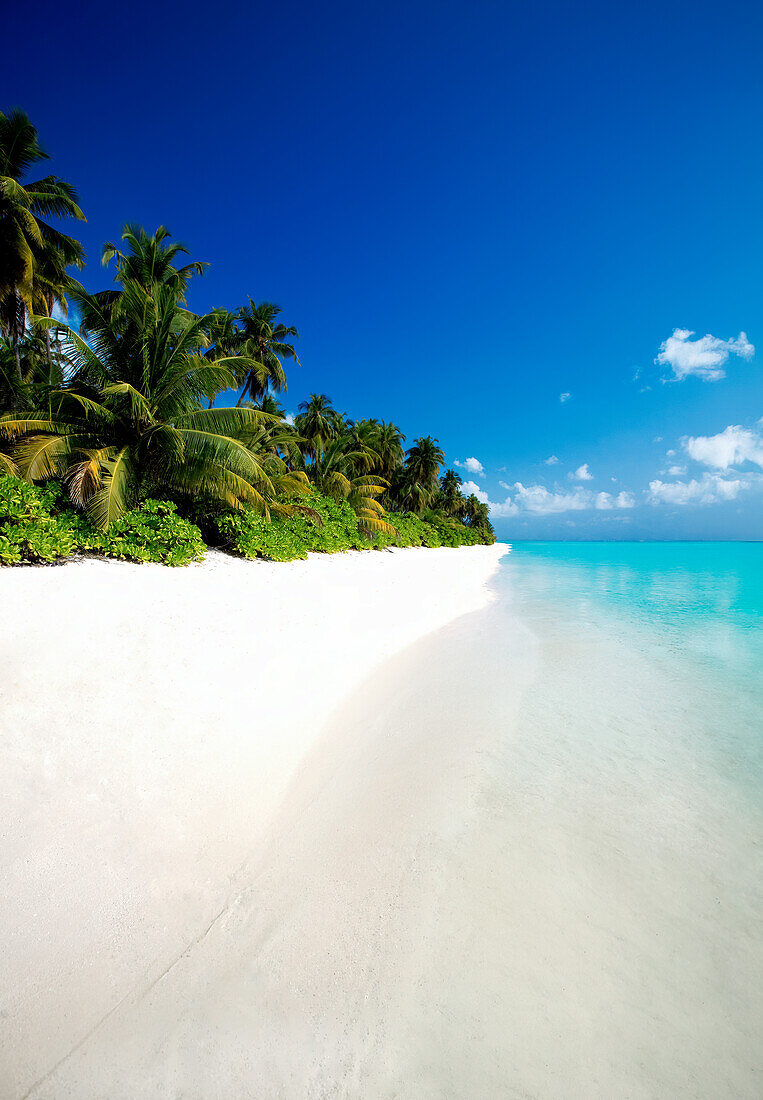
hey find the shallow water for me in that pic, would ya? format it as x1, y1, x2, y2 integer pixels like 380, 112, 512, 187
443, 540, 763, 1097
502, 541, 763, 798
310, 541, 763, 1098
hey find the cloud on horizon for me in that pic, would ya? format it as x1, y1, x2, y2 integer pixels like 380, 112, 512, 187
647, 472, 750, 506
656, 329, 754, 382
487, 482, 633, 517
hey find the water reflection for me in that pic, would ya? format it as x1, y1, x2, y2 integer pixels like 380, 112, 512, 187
500, 542, 763, 682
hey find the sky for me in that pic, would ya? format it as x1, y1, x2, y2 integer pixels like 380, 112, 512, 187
5, 0, 763, 538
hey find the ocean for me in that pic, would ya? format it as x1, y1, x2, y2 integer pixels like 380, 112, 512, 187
500, 541, 763, 798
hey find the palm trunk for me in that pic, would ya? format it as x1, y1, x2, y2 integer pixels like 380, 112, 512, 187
45, 329, 53, 379
44, 293, 54, 380
12, 297, 24, 380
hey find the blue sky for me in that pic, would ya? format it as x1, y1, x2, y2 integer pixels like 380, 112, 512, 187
6, 0, 763, 537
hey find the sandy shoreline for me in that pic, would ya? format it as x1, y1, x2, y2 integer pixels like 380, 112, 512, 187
0, 544, 506, 1098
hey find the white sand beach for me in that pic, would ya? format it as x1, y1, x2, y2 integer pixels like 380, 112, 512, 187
0, 544, 506, 1098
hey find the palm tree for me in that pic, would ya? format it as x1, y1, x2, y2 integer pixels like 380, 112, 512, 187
294, 393, 343, 458
439, 467, 464, 515
0, 108, 85, 374
372, 420, 405, 482
234, 299, 299, 405
84, 224, 208, 342
0, 273, 279, 528
298, 435, 393, 536
252, 393, 287, 418
31, 239, 82, 378
462, 494, 494, 538
0, 335, 27, 414
344, 418, 382, 473
102, 224, 206, 297
402, 435, 445, 512
203, 308, 242, 408
0, 330, 56, 406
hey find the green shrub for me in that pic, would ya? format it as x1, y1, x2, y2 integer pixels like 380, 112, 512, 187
421, 509, 484, 546
369, 508, 494, 550
0, 472, 491, 570
0, 476, 205, 567
94, 500, 206, 567
214, 491, 372, 561
215, 508, 310, 561
0, 475, 89, 564
376, 510, 456, 549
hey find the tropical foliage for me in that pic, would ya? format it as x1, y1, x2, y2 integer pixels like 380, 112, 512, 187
0, 109, 494, 565
0, 475, 205, 566
0, 109, 85, 373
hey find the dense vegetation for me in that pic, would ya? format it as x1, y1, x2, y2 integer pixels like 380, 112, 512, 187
0, 109, 494, 565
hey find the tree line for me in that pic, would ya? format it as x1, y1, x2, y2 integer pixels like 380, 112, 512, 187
0, 109, 494, 560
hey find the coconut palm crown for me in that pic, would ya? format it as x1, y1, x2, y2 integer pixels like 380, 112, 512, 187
400, 434, 445, 511
0, 109, 85, 369
235, 299, 300, 405
0, 271, 282, 528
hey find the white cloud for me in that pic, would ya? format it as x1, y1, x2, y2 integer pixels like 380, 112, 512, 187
667, 465, 686, 476
653, 436, 663, 443
486, 482, 634, 517
559, 392, 571, 403
594, 491, 635, 510
647, 473, 749, 506
284, 412, 295, 426
656, 328, 754, 381
512, 484, 589, 513
461, 480, 489, 503
570, 463, 593, 481
544, 455, 559, 465
455, 456, 485, 477
684, 423, 763, 471
490, 498, 520, 517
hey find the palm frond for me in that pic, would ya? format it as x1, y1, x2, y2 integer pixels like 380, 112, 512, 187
0, 450, 18, 475
64, 450, 105, 507
15, 432, 84, 481
85, 446, 134, 529
100, 382, 155, 425
0, 413, 75, 440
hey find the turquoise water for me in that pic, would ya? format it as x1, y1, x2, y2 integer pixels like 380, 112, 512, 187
504, 541, 762, 658
499, 542, 763, 783
506, 541, 763, 624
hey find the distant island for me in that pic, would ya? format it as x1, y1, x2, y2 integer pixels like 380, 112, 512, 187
0, 108, 494, 566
